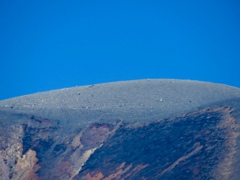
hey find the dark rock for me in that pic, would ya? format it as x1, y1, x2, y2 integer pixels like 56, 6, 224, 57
0, 79, 240, 180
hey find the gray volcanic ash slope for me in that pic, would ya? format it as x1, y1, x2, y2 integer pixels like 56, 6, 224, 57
0, 79, 240, 179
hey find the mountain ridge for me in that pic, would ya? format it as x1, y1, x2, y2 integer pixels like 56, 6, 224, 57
1, 79, 240, 179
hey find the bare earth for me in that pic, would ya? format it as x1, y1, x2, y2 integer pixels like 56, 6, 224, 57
0, 79, 240, 179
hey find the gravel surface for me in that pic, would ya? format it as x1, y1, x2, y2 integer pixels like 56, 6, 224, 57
0, 79, 240, 130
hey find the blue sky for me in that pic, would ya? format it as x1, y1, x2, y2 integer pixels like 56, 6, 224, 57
0, 0, 240, 100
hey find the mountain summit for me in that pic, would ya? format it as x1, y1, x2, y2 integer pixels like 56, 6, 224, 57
0, 79, 240, 179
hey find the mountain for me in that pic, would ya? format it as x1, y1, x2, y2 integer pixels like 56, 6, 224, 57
0, 79, 240, 180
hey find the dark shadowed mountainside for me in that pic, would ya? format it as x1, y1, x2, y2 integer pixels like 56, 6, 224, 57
0, 79, 240, 179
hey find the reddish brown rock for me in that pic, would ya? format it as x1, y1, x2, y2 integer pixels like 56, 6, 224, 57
0, 79, 240, 179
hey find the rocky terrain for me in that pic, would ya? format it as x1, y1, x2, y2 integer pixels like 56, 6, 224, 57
0, 79, 240, 179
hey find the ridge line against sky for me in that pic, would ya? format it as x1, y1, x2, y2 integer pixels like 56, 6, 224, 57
0, 0, 240, 100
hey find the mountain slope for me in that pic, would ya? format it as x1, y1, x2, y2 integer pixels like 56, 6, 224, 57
0, 79, 240, 179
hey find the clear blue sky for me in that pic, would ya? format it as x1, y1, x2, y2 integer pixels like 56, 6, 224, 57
0, 0, 240, 100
